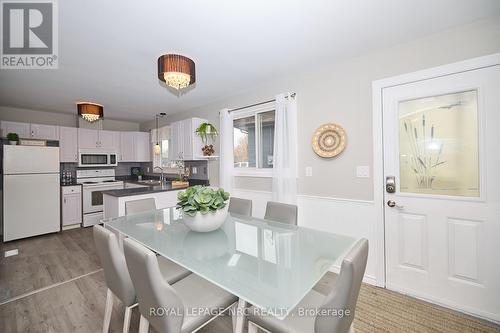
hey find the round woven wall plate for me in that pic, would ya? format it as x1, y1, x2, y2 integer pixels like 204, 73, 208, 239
312, 123, 347, 158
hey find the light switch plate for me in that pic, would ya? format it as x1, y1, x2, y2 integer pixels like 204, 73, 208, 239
305, 167, 313, 177
192, 167, 197, 174
356, 166, 370, 178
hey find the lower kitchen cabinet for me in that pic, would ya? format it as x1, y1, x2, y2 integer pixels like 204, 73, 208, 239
61, 186, 82, 229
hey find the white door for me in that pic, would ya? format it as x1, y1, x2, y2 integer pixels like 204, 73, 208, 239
78, 128, 99, 149
170, 121, 184, 160
99, 130, 120, 150
135, 132, 151, 162
62, 193, 82, 226
3, 145, 60, 173
30, 124, 59, 140
383, 65, 500, 321
120, 132, 136, 161
3, 173, 60, 241
0, 121, 31, 138
59, 126, 78, 162
182, 118, 194, 159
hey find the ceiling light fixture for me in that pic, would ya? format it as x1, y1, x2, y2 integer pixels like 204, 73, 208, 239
154, 113, 167, 155
157, 54, 195, 90
77, 102, 103, 122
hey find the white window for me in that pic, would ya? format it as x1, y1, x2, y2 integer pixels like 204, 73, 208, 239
233, 104, 275, 177
152, 139, 170, 169
151, 126, 176, 172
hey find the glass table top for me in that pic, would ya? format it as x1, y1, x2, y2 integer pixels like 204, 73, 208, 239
102, 207, 356, 319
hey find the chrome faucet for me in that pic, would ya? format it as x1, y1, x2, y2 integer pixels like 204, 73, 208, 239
153, 166, 164, 182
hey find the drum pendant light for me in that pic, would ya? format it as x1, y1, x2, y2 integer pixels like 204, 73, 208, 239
157, 54, 195, 90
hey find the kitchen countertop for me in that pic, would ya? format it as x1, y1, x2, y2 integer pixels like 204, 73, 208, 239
102, 181, 189, 197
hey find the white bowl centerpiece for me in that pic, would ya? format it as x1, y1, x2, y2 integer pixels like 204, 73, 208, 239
176, 185, 230, 232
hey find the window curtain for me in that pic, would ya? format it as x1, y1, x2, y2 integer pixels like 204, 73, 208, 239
219, 108, 234, 191
272, 93, 298, 204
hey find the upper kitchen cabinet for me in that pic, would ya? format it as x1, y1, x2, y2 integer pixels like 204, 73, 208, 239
1, 121, 31, 138
1, 121, 59, 140
78, 128, 120, 151
31, 123, 59, 140
120, 131, 135, 161
78, 128, 99, 149
120, 131, 151, 162
98, 130, 120, 150
170, 117, 206, 160
135, 132, 150, 162
59, 126, 78, 162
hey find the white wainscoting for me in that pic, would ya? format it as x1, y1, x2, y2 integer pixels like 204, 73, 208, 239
231, 188, 379, 285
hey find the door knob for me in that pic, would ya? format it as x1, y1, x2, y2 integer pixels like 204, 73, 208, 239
387, 200, 404, 209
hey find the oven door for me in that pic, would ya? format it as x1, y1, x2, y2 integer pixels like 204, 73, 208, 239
82, 184, 123, 213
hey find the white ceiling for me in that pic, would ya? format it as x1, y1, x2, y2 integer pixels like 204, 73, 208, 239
1, 0, 499, 123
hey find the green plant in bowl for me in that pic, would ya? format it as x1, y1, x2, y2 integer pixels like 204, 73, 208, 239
176, 185, 229, 217
195, 122, 218, 144
6, 133, 19, 142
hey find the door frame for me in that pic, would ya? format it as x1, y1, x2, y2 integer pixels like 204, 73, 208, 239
371, 52, 500, 288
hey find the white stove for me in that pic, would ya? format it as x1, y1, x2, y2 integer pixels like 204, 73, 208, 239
77, 169, 124, 227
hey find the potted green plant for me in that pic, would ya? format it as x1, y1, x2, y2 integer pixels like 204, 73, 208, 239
136, 170, 144, 181
176, 185, 230, 232
195, 122, 218, 156
6, 133, 19, 145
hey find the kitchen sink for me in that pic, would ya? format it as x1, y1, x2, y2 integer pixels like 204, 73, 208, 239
137, 180, 163, 186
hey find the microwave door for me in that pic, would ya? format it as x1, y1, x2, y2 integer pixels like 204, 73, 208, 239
80, 154, 108, 166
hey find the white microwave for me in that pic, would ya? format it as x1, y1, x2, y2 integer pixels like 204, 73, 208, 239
78, 149, 118, 167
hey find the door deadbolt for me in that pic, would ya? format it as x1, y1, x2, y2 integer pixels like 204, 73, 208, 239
386, 176, 396, 193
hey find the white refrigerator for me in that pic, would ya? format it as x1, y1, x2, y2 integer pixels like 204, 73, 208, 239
3, 145, 60, 241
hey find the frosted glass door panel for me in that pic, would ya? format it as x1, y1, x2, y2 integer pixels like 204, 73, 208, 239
398, 90, 479, 197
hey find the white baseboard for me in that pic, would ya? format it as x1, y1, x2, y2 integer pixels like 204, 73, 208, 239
329, 264, 378, 286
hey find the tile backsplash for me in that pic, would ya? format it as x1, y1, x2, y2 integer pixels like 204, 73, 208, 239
60, 160, 208, 180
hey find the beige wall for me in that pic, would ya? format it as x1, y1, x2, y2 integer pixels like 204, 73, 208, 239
142, 17, 500, 200
0, 106, 140, 131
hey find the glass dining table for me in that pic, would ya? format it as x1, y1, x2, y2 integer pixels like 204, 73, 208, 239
102, 207, 356, 333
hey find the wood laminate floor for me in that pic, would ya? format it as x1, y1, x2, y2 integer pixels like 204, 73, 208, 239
1, 228, 499, 332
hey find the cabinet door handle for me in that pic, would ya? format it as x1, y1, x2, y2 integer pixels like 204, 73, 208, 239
64, 198, 66, 204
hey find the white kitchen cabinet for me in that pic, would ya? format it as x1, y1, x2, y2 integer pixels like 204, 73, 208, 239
31, 124, 59, 140
135, 132, 150, 162
78, 128, 99, 149
170, 121, 183, 160
61, 186, 82, 227
1, 121, 31, 138
120, 131, 151, 162
59, 126, 78, 162
78, 128, 120, 150
99, 130, 120, 151
170, 118, 206, 160
120, 131, 136, 161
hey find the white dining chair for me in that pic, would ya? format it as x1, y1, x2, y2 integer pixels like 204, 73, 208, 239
247, 239, 369, 333
93, 225, 191, 333
228, 197, 253, 216
123, 237, 238, 333
264, 201, 298, 225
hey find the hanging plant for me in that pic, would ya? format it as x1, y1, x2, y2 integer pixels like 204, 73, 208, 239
195, 122, 218, 144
